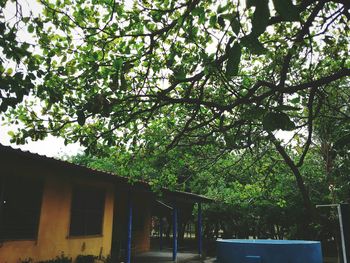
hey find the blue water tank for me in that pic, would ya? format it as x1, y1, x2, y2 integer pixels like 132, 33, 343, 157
216, 239, 323, 263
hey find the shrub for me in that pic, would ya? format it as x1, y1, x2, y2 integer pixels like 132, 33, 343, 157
37, 253, 72, 263
75, 255, 96, 263
101, 255, 111, 263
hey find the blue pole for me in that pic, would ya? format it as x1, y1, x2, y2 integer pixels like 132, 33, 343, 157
126, 192, 133, 263
198, 202, 202, 257
172, 204, 178, 261
159, 216, 163, 251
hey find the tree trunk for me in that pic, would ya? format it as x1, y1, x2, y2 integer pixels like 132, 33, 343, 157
268, 132, 314, 214
268, 132, 319, 239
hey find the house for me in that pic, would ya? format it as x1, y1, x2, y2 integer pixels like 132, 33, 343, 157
0, 144, 211, 263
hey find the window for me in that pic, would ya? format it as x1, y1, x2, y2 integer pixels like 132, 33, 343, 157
69, 186, 105, 236
0, 175, 43, 241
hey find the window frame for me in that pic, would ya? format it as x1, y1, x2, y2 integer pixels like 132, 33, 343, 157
68, 184, 106, 238
0, 175, 44, 242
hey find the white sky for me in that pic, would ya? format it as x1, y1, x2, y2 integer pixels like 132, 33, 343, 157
0, 121, 83, 157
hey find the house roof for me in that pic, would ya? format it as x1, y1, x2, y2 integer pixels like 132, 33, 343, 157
0, 143, 213, 203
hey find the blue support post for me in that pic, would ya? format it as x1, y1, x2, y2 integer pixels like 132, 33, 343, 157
172, 204, 178, 261
126, 192, 133, 263
159, 216, 163, 251
198, 202, 203, 257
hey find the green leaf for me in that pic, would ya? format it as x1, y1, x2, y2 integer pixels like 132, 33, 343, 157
323, 36, 335, 45
290, 97, 300, 104
120, 73, 128, 90
274, 105, 300, 111
28, 24, 35, 33
0, 102, 8, 112
193, 6, 205, 17
113, 58, 123, 70
273, 0, 300, 21
225, 43, 241, 78
224, 133, 236, 148
334, 134, 350, 150
243, 107, 267, 120
23, 17, 30, 23
209, 15, 217, 28
231, 17, 240, 35
251, 0, 270, 36
174, 67, 186, 80
6, 68, 13, 75
240, 34, 267, 55
7, 131, 15, 137
263, 112, 295, 131
0, 22, 5, 34
77, 110, 86, 126
217, 4, 230, 14
218, 16, 225, 28
220, 14, 234, 20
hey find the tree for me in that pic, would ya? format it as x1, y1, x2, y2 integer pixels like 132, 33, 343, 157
313, 83, 350, 204
69, 139, 337, 242
1, 0, 350, 214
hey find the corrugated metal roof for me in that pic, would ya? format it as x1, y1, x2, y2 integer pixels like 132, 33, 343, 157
0, 143, 213, 203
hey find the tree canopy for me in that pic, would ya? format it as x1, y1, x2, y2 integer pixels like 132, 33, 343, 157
1, 0, 349, 146
1, 0, 350, 213
70, 137, 342, 241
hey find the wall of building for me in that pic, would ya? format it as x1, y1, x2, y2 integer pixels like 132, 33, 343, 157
111, 190, 152, 257
0, 160, 115, 263
132, 193, 151, 254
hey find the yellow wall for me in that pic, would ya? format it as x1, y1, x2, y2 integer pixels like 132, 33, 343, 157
0, 167, 115, 263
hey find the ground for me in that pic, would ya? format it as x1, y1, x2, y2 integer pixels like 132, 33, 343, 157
134, 250, 216, 263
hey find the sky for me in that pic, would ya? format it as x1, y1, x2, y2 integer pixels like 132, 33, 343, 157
0, 121, 83, 157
